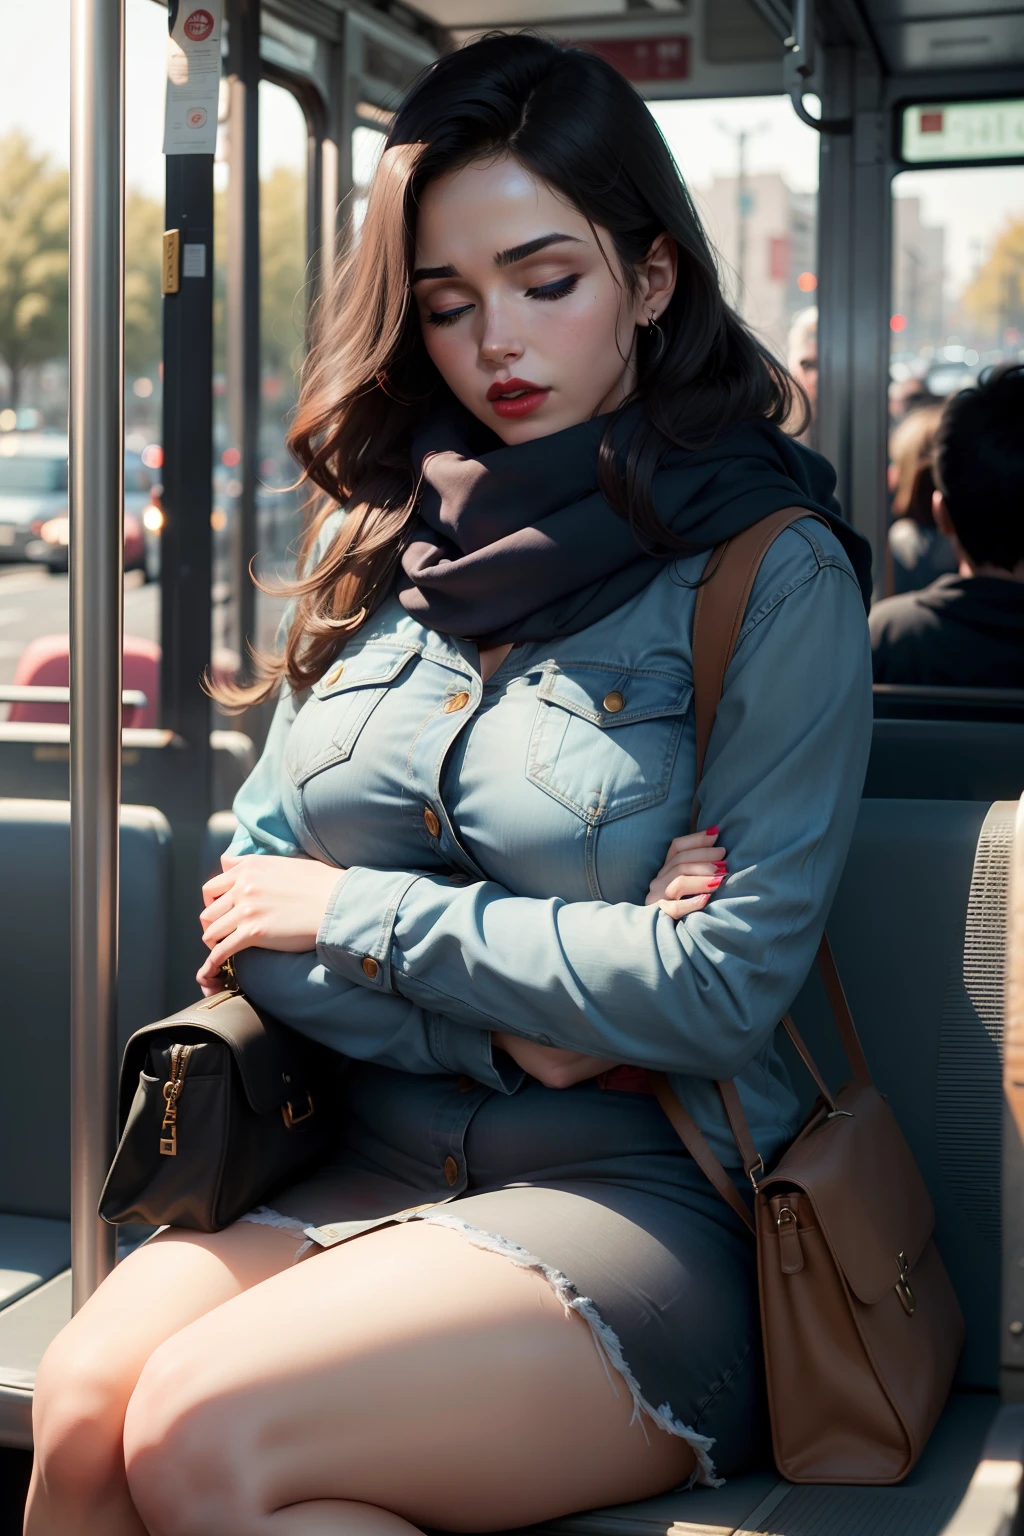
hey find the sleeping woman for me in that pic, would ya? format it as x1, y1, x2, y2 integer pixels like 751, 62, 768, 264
26, 32, 871, 1536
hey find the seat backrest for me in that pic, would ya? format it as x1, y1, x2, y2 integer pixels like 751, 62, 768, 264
866, 719, 1024, 802
787, 797, 1007, 1390
0, 724, 253, 816
0, 799, 171, 1219
10, 634, 160, 728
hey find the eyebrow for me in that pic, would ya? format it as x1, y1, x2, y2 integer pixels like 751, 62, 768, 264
411, 232, 584, 285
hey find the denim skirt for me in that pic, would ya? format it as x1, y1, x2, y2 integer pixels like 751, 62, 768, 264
240, 1062, 764, 1487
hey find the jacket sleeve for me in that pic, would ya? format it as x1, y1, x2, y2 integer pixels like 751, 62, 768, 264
315, 554, 873, 1081
225, 684, 524, 1093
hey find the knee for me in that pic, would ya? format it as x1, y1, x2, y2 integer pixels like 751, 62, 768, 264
123, 1338, 261, 1536
31, 1333, 132, 1509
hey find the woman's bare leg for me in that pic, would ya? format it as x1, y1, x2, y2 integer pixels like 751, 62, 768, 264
24, 1222, 303, 1536
123, 1220, 697, 1536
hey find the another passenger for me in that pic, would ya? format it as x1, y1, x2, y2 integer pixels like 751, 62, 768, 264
885, 404, 957, 595
27, 34, 872, 1536
871, 365, 1024, 687
786, 306, 817, 443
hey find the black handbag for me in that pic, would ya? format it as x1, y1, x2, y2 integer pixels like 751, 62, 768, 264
99, 983, 340, 1232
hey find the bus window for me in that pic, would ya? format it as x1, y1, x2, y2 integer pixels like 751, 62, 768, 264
890, 164, 1024, 417
649, 95, 820, 404
352, 123, 386, 238
0, 0, 164, 721
254, 79, 309, 653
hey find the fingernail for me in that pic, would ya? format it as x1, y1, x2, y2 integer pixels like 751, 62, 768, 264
707, 876, 723, 889
704, 825, 719, 836
714, 861, 728, 872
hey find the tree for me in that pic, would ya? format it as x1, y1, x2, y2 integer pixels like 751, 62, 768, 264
260, 164, 307, 389
124, 190, 165, 379
962, 219, 1024, 344
0, 133, 68, 407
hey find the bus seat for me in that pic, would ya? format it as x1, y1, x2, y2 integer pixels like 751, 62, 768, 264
203, 810, 238, 879
8, 634, 160, 729
786, 797, 1005, 1391
0, 799, 171, 1223
866, 719, 1024, 801
0, 723, 254, 815
528, 798, 1009, 1536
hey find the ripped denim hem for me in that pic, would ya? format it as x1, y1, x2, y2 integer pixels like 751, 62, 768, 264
418, 1209, 722, 1490
237, 1205, 318, 1259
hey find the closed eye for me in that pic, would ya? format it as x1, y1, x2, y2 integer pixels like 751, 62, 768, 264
525, 274, 581, 301
426, 302, 474, 329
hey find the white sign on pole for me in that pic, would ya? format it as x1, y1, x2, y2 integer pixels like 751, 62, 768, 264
163, 2, 223, 156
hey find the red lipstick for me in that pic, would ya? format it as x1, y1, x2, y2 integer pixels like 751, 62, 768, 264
486, 377, 550, 419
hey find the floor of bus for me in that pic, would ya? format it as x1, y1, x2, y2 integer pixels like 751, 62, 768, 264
0, 1387, 998, 1533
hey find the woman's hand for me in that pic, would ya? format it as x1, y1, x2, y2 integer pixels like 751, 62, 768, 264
196, 853, 345, 994
645, 826, 727, 920
491, 1031, 617, 1090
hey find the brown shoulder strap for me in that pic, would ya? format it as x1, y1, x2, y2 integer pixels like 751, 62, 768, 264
651, 1074, 755, 1232
690, 507, 829, 825
658, 509, 875, 1211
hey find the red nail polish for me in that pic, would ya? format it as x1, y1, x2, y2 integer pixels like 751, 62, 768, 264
707, 876, 723, 889
714, 862, 728, 872
705, 825, 719, 837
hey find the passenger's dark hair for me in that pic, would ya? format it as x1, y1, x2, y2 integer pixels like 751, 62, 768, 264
933, 364, 1024, 572
214, 31, 807, 706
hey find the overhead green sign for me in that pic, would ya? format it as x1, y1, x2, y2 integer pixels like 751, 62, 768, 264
901, 99, 1024, 164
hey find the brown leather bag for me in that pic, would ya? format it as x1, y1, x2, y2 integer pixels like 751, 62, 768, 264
653, 507, 964, 1484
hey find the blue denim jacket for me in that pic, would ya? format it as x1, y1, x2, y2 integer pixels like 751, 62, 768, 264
229, 516, 872, 1169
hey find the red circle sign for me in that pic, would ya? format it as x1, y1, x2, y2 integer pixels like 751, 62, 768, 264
183, 8, 214, 41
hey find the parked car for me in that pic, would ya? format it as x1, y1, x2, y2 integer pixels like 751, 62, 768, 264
0, 433, 150, 573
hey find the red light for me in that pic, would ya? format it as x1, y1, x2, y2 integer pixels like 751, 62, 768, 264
890, 314, 907, 333
222, 447, 241, 467
141, 443, 163, 470
797, 271, 817, 293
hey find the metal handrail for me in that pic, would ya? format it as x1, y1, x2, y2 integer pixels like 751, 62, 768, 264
0, 686, 146, 709
69, 0, 123, 1309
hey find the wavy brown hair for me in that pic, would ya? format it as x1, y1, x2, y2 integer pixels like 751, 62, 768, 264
215, 31, 806, 708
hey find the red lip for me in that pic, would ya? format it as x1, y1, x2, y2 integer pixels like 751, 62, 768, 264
486, 377, 550, 419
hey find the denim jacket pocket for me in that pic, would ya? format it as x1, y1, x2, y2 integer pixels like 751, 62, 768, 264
286, 643, 419, 788
526, 663, 693, 824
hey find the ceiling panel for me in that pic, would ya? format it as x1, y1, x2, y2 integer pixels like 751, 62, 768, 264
860, 0, 1024, 72
408, 0, 690, 22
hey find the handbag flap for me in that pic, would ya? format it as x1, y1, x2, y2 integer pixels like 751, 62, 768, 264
118, 993, 321, 1123
762, 1080, 935, 1306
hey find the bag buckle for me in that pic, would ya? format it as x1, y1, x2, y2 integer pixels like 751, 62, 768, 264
748, 1155, 765, 1192
282, 1095, 315, 1129
895, 1250, 916, 1317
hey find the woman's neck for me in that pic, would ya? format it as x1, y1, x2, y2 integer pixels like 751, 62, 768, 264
479, 643, 513, 682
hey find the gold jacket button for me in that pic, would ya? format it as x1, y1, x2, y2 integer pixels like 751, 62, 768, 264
423, 807, 441, 838
603, 690, 625, 713
444, 1155, 459, 1185
361, 956, 379, 980
325, 662, 344, 686
444, 691, 471, 713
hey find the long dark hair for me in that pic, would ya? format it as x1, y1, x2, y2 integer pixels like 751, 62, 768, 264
216, 31, 806, 706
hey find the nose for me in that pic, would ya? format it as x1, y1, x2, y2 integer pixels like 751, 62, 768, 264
478, 303, 524, 367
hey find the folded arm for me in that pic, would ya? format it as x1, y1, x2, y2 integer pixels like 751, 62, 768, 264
315, 555, 872, 1082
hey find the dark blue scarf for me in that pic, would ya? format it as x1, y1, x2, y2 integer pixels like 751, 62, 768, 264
398, 404, 872, 644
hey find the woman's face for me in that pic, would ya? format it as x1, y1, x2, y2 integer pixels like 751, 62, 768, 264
412, 156, 675, 445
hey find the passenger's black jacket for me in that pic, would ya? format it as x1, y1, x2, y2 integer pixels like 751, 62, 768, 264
870, 572, 1024, 687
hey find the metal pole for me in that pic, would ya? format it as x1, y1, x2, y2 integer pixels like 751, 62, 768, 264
226, 0, 260, 674
69, 0, 124, 1308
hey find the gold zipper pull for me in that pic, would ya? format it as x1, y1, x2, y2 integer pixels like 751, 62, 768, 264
159, 1043, 195, 1156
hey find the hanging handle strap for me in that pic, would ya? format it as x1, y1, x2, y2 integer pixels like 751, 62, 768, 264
658, 508, 875, 1213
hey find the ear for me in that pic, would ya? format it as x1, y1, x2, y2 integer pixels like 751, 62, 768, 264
637, 233, 677, 324
932, 488, 953, 536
